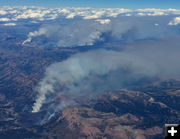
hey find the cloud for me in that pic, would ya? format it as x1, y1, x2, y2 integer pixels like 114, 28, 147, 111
83, 10, 105, 19
1, 6, 180, 23
3, 23, 16, 26
0, 18, 10, 21
168, 17, 180, 25
12, 8, 54, 21
0, 9, 7, 15
96, 19, 111, 24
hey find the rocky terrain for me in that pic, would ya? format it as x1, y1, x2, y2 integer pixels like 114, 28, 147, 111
0, 40, 180, 139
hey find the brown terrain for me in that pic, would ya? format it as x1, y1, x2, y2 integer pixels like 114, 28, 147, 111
0, 39, 180, 139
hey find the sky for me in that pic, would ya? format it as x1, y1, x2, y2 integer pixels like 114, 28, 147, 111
0, 0, 180, 9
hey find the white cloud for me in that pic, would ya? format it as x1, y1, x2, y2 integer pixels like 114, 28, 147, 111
66, 13, 76, 19
154, 23, 159, 26
125, 13, 132, 16
96, 19, 111, 24
14, 9, 49, 20
135, 8, 175, 16
3, 23, 16, 26
0, 10, 7, 15
0, 18, 10, 22
83, 14, 102, 19
168, 17, 180, 25
137, 13, 146, 16
0, 6, 180, 23
147, 11, 167, 16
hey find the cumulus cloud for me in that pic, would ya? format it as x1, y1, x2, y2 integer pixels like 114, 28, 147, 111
1, 6, 180, 23
3, 23, 16, 26
136, 9, 168, 16
0, 18, 10, 21
168, 17, 180, 25
96, 19, 111, 24
0, 9, 7, 15
83, 10, 105, 19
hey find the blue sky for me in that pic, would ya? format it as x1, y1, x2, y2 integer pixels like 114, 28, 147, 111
0, 0, 180, 9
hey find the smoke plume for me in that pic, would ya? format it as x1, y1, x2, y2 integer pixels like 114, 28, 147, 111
23, 16, 179, 48
32, 49, 157, 113
29, 15, 180, 124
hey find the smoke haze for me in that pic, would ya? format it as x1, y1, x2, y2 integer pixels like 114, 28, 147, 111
23, 16, 180, 48
32, 41, 180, 115
28, 14, 180, 123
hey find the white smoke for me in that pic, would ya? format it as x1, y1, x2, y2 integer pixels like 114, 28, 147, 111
22, 28, 47, 45
29, 16, 180, 121
23, 21, 107, 47
32, 49, 159, 113
23, 16, 176, 48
